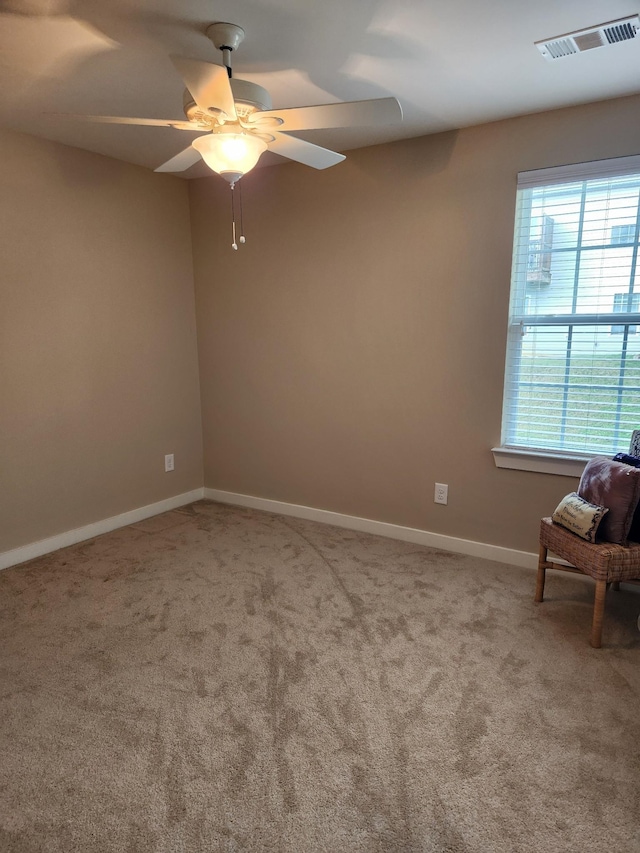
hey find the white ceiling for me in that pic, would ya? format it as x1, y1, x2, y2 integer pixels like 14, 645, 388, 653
1, 0, 640, 178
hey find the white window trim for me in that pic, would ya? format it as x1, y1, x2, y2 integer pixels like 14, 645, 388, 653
491, 447, 590, 477
518, 154, 640, 188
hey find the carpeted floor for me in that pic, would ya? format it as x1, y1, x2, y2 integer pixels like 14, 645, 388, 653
0, 499, 638, 853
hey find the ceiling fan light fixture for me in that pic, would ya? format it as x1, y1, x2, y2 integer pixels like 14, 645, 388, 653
192, 130, 267, 184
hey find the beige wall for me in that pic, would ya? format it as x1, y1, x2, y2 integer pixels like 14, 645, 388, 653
4, 93, 640, 558
190, 94, 640, 553
1, 130, 203, 552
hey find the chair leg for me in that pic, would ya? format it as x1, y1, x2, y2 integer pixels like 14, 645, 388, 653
535, 544, 547, 603
590, 579, 608, 649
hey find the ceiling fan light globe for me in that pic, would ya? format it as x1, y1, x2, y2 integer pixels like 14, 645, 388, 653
192, 132, 267, 180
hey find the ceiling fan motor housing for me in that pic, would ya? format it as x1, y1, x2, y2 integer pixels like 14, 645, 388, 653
183, 78, 271, 124
230, 79, 272, 115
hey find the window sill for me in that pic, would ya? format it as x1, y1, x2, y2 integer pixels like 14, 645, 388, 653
491, 447, 591, 477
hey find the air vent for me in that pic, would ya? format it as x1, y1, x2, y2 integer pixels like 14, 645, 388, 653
536, 15, 639, 60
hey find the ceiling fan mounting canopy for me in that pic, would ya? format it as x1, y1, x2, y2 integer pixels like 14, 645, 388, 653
206, 22, 246, 53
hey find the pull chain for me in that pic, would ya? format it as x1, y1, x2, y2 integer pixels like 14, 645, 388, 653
230, 180, 247, 250
230, 182, 237, 249
238, 180, 246, 244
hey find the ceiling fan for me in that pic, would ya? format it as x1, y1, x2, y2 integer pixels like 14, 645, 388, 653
78, 21, 403, 184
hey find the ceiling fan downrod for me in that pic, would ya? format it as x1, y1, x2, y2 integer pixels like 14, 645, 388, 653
222, 49, 232, 77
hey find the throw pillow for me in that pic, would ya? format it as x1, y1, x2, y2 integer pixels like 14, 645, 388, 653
613, 452, 640, 468
578, 456, 640, 544
612, 452, 640, 542
552, 492, 608, 543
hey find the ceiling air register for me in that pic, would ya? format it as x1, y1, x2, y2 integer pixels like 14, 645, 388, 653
536, 15, 639, 60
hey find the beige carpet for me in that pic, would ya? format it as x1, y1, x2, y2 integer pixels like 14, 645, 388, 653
0, 500, 638, 853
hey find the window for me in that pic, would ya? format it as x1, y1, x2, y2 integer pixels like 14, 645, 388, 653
611, 292, 640, 334
610, 223, 636, 245
501, 156, 640, 459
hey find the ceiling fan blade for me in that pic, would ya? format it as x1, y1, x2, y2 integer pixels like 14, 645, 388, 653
154, 144, 203, 173
60, 114, 199, 131
170, 56, 237, 121
249, 97, 402, 132
268, 133, 345, 170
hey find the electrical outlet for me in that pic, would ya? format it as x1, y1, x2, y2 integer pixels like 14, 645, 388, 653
434, 483, 448, 505
165, 454, 175, 472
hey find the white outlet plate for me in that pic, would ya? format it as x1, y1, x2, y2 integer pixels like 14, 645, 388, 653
434, 483, 448, 505
165, 454, 175, 472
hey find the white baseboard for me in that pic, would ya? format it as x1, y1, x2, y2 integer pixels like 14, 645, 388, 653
1, 486, 538, 573
5, 485, 636, 587
0, 488, 205, 571
204, 488, 538, 569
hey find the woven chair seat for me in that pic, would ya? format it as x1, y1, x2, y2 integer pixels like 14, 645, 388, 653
537, 517, 640, 647
540, 517, 640, 582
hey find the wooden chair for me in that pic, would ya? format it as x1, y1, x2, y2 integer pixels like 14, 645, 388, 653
536, 517, 640, 648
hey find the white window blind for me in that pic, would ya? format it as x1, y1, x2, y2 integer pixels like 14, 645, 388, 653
501, 157, 640, 457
